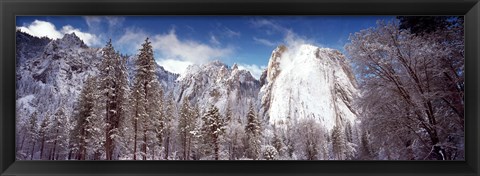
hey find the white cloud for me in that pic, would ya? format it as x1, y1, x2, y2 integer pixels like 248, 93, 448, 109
117, 27, 148, 54
117, 28, 234, 75
253, 37, 276, 46
156, 59, 193, 75
17, 20, 100, 46
284, 30, 311, 48
237, 63, 266, 80
151, 29, 233, 65
17, 20, 63, 39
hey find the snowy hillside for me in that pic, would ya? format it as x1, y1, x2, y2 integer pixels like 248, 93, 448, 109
259, 44, 359, 131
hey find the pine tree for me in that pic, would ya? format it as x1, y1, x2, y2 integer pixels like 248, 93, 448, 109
331, 125, 346, 160
201, 105, 225, 160
189, 104, 203, 160
147, 79, 163, 160
148, 84, 163, 160
71, 76, 97, 160
360, 130, 373, 160
178, 96, 195, 160
163, 92, 176, 160
271, 124, 284, 158
50, 107, 69, 160
130, 80, 146, 160
114, 54, 132, 160
38, 115, 51, 159
244, 103, 261, 160
112, 52, 130, 160
26, 111, 39, 160
130, 38, 161, 160
223, 102, 241, 160
98, 40, 129, 160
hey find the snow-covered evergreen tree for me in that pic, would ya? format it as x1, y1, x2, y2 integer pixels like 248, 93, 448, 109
244, 103, 261, 160
201, 105, 225, 160
129, 78, 146, 160
271, 124, 285, 159
224, 103, 245, 160
97, 40, 130, 160
189, 103, 203, 160
71, 76, 97, 160
129, 38, 162, 160
331, 125, 345, 160
26, 111, 39, 160
163, 92, 176, 160
38, 115, 51, 159
178, 96, 195, 160
49, 106, 70, 160
149, 84, 164, 160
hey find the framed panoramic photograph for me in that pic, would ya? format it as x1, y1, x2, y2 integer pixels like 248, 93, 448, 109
1, 0, 479, 176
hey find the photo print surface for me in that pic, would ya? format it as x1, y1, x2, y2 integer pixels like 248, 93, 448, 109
15, 16, 465, 160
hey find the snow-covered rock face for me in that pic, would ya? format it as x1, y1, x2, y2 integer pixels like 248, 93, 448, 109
175, 60, 260, 122
16, 31, 51, 66
16, 31, 101, 118
259, 44, 358, 131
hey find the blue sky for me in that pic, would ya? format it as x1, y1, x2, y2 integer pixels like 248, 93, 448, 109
16, 16, 394, 79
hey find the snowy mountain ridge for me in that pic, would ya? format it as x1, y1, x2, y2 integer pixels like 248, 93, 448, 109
174, 60, 260, 122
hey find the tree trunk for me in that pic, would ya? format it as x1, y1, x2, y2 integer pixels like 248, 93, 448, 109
187, 137, 191, 160
39, 135, 45, 159
105, 101, 111, 160
133, 102, 138, 160
30, 141, 36, 160
183, 131, 187, 160
20, 134, 26, 151
52, 139, 57, 160
143, 129, 147, 160
48, 149, 53, 160
214, 136, 219, 160
164, 136, 170, 160
152, 144, 155, 160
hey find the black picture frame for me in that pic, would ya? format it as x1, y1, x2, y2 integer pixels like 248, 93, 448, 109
1, 0, 479, 175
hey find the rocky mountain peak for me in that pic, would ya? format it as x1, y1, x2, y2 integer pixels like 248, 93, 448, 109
49, 32, 88, 50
